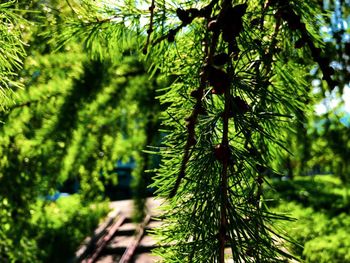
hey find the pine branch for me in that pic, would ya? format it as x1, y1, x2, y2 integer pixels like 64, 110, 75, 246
218, 1, 246, 261
151, 0, 217, 46
143, 0, 156, 55
219, 61, 230, 263
270, 0, 336, 89
168, 2, 221, 198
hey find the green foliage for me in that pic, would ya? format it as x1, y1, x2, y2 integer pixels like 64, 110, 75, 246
268, 175, 350, 262
1, 0, 347, 262
268, 0, 350, 182
272, 202, 328, 255
0, 194, 108, 263
51, 0, 335, 261
0, 217, 38, 263
267, 175, 348, 212
0, 1, 27, 105
0, 2, 162, 257
304, 229, 350, 263
45, 0, 144, 61
30, 195, 109, 263
308, 110, 350, 184
0, 47, 161, 256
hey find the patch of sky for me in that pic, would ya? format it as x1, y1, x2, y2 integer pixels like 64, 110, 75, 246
313, 0, 350, 115
314, 85, 350, 114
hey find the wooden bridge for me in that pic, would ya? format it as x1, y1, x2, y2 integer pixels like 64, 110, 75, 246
74, 198, 163, 263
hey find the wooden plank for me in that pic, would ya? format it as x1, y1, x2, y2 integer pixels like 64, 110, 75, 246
75, 209, 120, 261
83, 214, 126, 263
119, 214, 152, 263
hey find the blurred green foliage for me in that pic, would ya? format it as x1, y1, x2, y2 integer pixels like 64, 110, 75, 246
0, 46, 160, 261
0, 195, 108, 263
0, 1, 162, 260
30, 195, 109, 263
266, 175, 350, 262
1, 0, 350, 262
304, 228, 350, 263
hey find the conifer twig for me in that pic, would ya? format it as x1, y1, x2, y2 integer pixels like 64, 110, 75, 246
219, 69, 230, 263
271, 1, 336, 88
168, 29, 221, 199
143, 0, 155, 54
168, 63, 208, 198
218, 0, 238, 260
151, 0, 218, 47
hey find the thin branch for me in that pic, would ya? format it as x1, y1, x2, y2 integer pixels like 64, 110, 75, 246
151, 0, 218, 47
168, 4, 219, 198
143, 0, 156, 54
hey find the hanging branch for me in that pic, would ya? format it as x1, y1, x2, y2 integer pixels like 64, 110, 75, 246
270, 1, 336, 89
216, 1, 248, 261
168, 35, 217, 198
151, 0, 218, 46
169, 0, 242, 198
143, 0, 155, 54
145, 0, 327, 261
218, 60, 231, 263
168, 3, 220, 198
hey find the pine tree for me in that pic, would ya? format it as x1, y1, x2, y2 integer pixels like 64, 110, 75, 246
0, 0, 339, 261
43, 0, 336, 262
